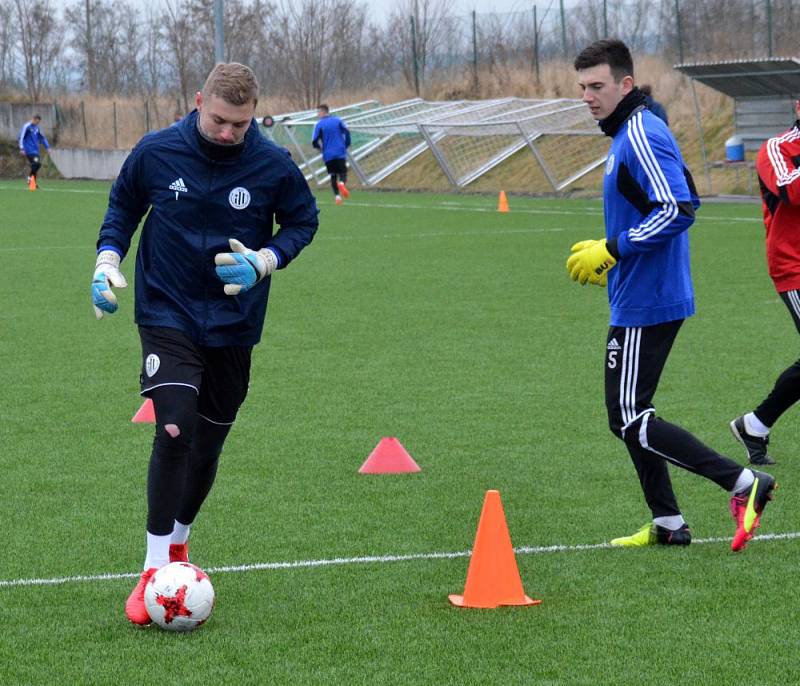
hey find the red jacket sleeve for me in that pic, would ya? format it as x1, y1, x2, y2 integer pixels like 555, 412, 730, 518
757, 125, 800, 205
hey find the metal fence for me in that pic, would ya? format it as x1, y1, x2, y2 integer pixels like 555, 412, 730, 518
420, 0, 799, 92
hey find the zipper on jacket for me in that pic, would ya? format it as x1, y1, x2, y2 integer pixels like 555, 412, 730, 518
202, 165, 214, 344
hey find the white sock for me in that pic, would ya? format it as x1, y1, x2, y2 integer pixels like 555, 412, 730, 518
143, 532, 171, 570
653, 515, 685, 530
744, 412, 770, 437
170, 521, 191, 545
733, 468, 755, 495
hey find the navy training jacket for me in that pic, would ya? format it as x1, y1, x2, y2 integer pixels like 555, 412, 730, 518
97, 111, 319, 346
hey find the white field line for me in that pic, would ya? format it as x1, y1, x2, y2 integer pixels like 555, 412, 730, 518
2, 531, 798, 590
0, 183, 760, 223
321, 227, 568, 240
329, 200, 761, 224
0, 185, 108, 194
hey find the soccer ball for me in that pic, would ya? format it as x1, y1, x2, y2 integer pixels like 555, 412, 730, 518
144, 562, 215, 632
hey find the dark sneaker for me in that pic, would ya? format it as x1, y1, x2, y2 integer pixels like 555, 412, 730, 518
730, 470, 776, 552
655, 523, 692, 545
611, 522, 691, 547
730, 416, 775, 465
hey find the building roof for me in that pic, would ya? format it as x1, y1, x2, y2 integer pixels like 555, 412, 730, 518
675, 57, 800, 98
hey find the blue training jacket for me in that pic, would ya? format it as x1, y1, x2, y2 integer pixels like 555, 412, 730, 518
604, 107, 700, 327
97, 111, 319, 347
18, 122, 50, 155
311, 115, 351, 162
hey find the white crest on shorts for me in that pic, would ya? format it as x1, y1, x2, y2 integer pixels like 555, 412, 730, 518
145, 354, 160, 378
228, 187, 251, 210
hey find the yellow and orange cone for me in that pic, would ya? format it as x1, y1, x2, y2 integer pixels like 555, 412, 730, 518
497, 190, 509, 213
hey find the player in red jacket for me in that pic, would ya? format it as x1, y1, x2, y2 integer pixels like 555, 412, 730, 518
731, 100, 800, 465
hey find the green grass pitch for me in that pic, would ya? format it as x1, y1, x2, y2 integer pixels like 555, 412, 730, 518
0, 180, 797, 684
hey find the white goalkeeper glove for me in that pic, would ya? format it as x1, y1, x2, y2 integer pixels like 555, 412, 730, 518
214, 238, 279, 295
92, 249, 127, 319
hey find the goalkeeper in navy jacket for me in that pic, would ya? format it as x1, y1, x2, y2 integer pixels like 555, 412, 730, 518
567, 40, 774, 552
90, 63, 319, 625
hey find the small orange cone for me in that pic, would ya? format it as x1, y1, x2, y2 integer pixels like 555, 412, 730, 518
28, 176, 37, 191
358, 437, 421, 474
497, 190, 509, 213
131, 398, 155, 423
449, 490, 540, 608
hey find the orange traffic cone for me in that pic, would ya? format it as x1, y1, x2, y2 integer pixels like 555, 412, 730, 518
497, 190, 509, 213
358, 437, 421, 474
131, 398, 155, 423
449, 490, 540, 608
28, 175, 37, 191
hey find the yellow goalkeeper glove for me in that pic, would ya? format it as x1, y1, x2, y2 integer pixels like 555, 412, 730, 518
566, 239, 616, 286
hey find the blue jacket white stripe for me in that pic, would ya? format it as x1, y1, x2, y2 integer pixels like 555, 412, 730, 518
18, 122, 50, 155
604, 108, 699, 327
311, 116, 351, 162
97, 111, 319, 347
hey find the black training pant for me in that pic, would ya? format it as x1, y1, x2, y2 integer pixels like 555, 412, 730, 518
605, 320, 744, 518
138, 326, 252, 535
753, 289, 800, 427
26, 154, 40, 176
325, 158, 347, 195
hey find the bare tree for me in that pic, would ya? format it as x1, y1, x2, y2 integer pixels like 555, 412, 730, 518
386, 0, 457, 92
162, 0, 199, 111
476, 10, 538, 91
141, 9, 165, 98
358, 22, 402, 93
267, 0, 367, 108
221, 0, 274, 70
0, 0, 17, 93
64, 0, 98, 93
116, 4, 145, 95
66, 0, 148, 95
13, 0, 62, 102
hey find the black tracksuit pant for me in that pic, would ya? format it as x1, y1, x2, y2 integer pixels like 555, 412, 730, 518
753, 289, 800, 427
605, 320, 744, 519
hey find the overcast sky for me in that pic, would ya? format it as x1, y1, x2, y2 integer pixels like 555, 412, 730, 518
124, 0, 572, 23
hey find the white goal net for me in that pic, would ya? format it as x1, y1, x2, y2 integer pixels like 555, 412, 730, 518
263, 97, 607, 193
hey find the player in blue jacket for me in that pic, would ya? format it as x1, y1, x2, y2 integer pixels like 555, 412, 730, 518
640, 84, 669, 126
18, 114, 50, 189
91, 63, 319, 624
566, 40, 774, 552
312, 104, 351, 204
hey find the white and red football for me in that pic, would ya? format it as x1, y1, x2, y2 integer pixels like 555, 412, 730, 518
144, 562, 215, 632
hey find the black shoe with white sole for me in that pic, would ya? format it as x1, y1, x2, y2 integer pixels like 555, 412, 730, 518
730, 415, 775, 465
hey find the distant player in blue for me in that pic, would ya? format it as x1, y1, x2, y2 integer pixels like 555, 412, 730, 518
566, 39, 774, 551
91, 63, 318, 625
18, 114, 50, 189
312, 104, 351, 205
640, 84, 669, 126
